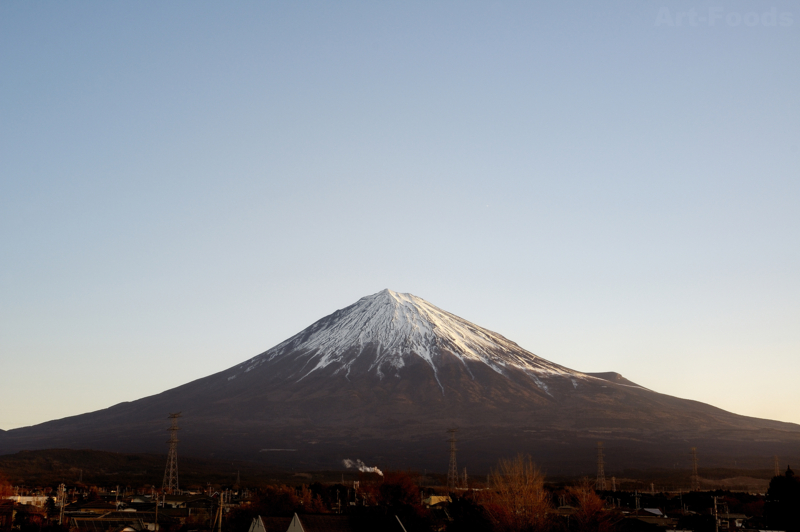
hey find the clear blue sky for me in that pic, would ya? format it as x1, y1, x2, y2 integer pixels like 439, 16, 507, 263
1, 1, 798, 430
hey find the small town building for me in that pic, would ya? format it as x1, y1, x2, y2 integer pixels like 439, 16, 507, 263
70, 515, 145, 532
422, 496, 451, 508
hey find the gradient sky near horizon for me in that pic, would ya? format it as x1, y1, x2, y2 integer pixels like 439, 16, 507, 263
1, 1, 798, 431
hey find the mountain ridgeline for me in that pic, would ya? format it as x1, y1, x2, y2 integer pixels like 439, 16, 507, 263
2, 289, 798, 473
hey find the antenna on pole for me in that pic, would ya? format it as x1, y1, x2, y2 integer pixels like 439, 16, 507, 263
595, 442, 606, 491
447, 428, 458, 492
690, 447, 699, 491
58, 484, 66, 526
162, 413, 182, 494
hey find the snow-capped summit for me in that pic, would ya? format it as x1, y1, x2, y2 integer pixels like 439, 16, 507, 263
234, 289, 583, 392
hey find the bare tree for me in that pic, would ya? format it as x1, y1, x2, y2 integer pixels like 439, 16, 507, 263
569, 478, 617, 532
0, 474, 12, 497
484, 454, 552, 532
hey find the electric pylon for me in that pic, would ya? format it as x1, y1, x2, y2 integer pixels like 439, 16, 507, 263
595, 441, 606, 491
447, 428, 458, 491
162, 413, 181, 494
690, 447, 699, 491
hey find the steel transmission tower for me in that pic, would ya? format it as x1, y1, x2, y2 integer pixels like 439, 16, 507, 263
690, 447, 699, 491
595, 441, 606, 491
447, 429, 459, 491
162, 413, 181, 494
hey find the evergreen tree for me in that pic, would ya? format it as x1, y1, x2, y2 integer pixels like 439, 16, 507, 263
45, 496, 58, 520
765, 466, 800, 532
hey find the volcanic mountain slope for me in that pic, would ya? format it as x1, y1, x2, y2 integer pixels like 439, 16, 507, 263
2, 289, 799, 472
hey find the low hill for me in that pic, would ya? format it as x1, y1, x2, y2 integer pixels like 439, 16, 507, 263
0, 449, 357, 487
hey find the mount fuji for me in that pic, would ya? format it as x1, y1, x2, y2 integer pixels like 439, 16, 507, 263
2, 289, 799, 472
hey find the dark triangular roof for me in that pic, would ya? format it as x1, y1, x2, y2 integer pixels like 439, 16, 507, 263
258, 516, 293, 532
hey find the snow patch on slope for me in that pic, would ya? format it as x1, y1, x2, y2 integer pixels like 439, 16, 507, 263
255, 289, 585, 389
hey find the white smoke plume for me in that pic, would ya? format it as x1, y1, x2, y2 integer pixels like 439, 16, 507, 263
342, 458, 383, 476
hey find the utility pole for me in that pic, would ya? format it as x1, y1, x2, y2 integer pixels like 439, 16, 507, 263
690, 447, 699, 491
58, 484, 66, 526
713, 496, 719, 532
447, 429, 459, 492
774, 456, 780, 477
158, 493, 166, 531
213, 491, 224, 532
